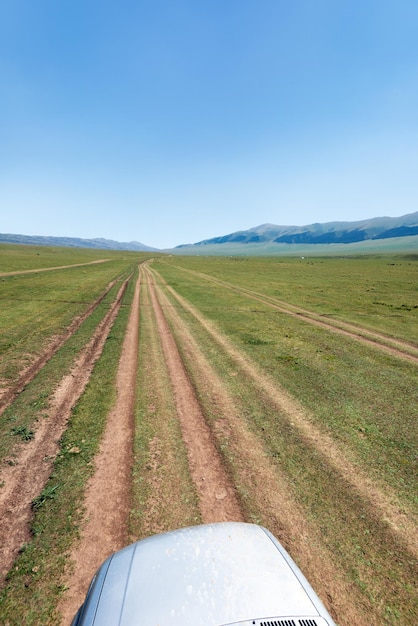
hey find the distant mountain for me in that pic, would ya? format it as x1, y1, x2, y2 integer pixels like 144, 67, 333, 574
176, 212, 418, 249
2, 211, 417, 256
0, 233, 159, 252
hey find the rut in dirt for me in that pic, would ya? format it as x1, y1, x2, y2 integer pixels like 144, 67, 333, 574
152, 266, 418, 561
145, 265, 243, 524
59, 265, 243, 625
0, 279, 117, 415
147, 267, 366, 624
0, 279, 128, 584
58, 271, 140, 625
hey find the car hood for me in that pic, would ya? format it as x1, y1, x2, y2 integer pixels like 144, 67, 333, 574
85, 523, 333, 626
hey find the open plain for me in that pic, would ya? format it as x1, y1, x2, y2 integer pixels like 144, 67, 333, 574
0, 245, 417, 625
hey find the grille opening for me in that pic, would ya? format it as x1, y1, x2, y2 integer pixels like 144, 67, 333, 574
257, 620, 318, 626
259, 621, 296, 626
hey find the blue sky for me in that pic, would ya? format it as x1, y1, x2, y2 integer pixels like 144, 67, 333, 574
1, 1, 417, 249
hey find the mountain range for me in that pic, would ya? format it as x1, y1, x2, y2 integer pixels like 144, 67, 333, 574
176, 211, 418, 249
0, 233, 158, 252
1, 211, 417, 254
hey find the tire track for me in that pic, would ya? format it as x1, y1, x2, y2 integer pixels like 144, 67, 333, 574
0, 279, 129, 583
60, 259, 233, 625
166, 263, 418, 364
0, 279, 119, 414
58, 270, 141, 625
147, 266, 364, 625
144, 265, 243, 524
151, 266, 418, 560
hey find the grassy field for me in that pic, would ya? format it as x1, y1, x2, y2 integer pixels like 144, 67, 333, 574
154, 256, 418, 504
174, 234, 418, 256
0, 246, 153, 389
160, 254, 418, 341
152, 254, 417, 623
0, 243, 148, 273
0, 246, 416, 624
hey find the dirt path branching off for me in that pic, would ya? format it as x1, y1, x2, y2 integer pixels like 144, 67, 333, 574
170, 264, 418, 364
155, 269, 418, 559
0, 259, 109, 278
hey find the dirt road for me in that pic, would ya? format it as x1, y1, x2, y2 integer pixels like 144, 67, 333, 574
1, 260, 415, 625
58, 271, 140, 624
58, 265, 244, 623
57, 263, 416, 625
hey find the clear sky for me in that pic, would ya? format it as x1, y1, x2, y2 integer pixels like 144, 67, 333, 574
1, 1, 417, 249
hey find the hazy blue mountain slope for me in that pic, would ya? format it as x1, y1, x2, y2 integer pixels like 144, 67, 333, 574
176, 211, 418, 249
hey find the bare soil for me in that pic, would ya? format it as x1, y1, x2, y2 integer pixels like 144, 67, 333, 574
0, 280, 128, 582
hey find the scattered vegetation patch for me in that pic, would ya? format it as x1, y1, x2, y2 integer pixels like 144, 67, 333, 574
242, 334, 271, 345
275, 353, 300, 366
10, 425, 34, 441
31, 485, 59, 511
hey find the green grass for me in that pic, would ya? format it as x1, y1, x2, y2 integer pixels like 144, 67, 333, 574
173, 235, 418, 257
0, 277, 125, 464
0, 243, 154, 273
153, 257, 418, 510
0, 260, 136, 386
159, 255, 418, 343
151, 256, 418, 624
9, 425, 35, 441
